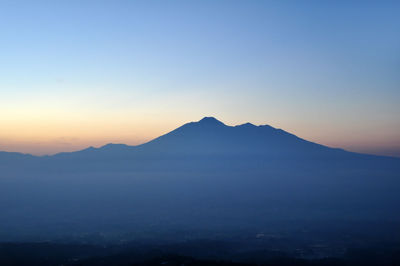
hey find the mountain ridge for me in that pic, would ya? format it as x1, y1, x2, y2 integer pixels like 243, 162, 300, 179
0, 117, 399, 241
0, 117, 397, 159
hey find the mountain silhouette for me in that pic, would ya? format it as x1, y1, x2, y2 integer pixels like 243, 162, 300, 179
139, 116, 346, 156
0, 117, 388, 161
48, 117, 349, 161
0, 117, 399, 241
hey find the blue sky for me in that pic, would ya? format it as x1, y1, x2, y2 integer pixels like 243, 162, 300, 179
0, 0, 399, 156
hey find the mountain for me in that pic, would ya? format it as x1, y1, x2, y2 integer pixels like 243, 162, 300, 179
38, 116, 364, 162
0, 117, 399, 242
135, 116, 337, 156
37, 116, 397, 174
1, 116, 387, 160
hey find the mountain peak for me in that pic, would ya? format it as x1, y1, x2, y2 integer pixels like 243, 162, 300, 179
237, 122, 256, 128
198, 117, 225, 126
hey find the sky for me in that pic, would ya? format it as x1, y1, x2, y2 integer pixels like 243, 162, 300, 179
0, 0, 399, 157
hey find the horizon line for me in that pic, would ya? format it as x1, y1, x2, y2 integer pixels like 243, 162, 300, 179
1, 116, 399, 159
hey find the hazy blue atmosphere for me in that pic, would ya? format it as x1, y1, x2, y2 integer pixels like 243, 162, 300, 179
0, 0, 399, 156
1, 117, 400, 264
1, 1, 400, 265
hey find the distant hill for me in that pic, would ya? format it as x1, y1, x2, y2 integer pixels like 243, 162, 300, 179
1, 116, 394, 160
55, 116, 350, 157
0, 117, 399, 241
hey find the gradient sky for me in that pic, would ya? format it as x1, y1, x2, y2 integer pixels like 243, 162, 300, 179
0, 0, 399, 157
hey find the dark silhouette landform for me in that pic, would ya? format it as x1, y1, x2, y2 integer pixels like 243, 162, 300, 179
0, 117, 399, 249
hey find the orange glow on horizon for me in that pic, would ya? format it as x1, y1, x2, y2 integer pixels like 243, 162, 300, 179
1, 117, 399, 157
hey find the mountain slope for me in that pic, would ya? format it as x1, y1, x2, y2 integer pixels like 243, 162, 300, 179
50, 117, 352, 159
0, 117, 399, 241
136, 116, 333, 156
0, 116, 387, 160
